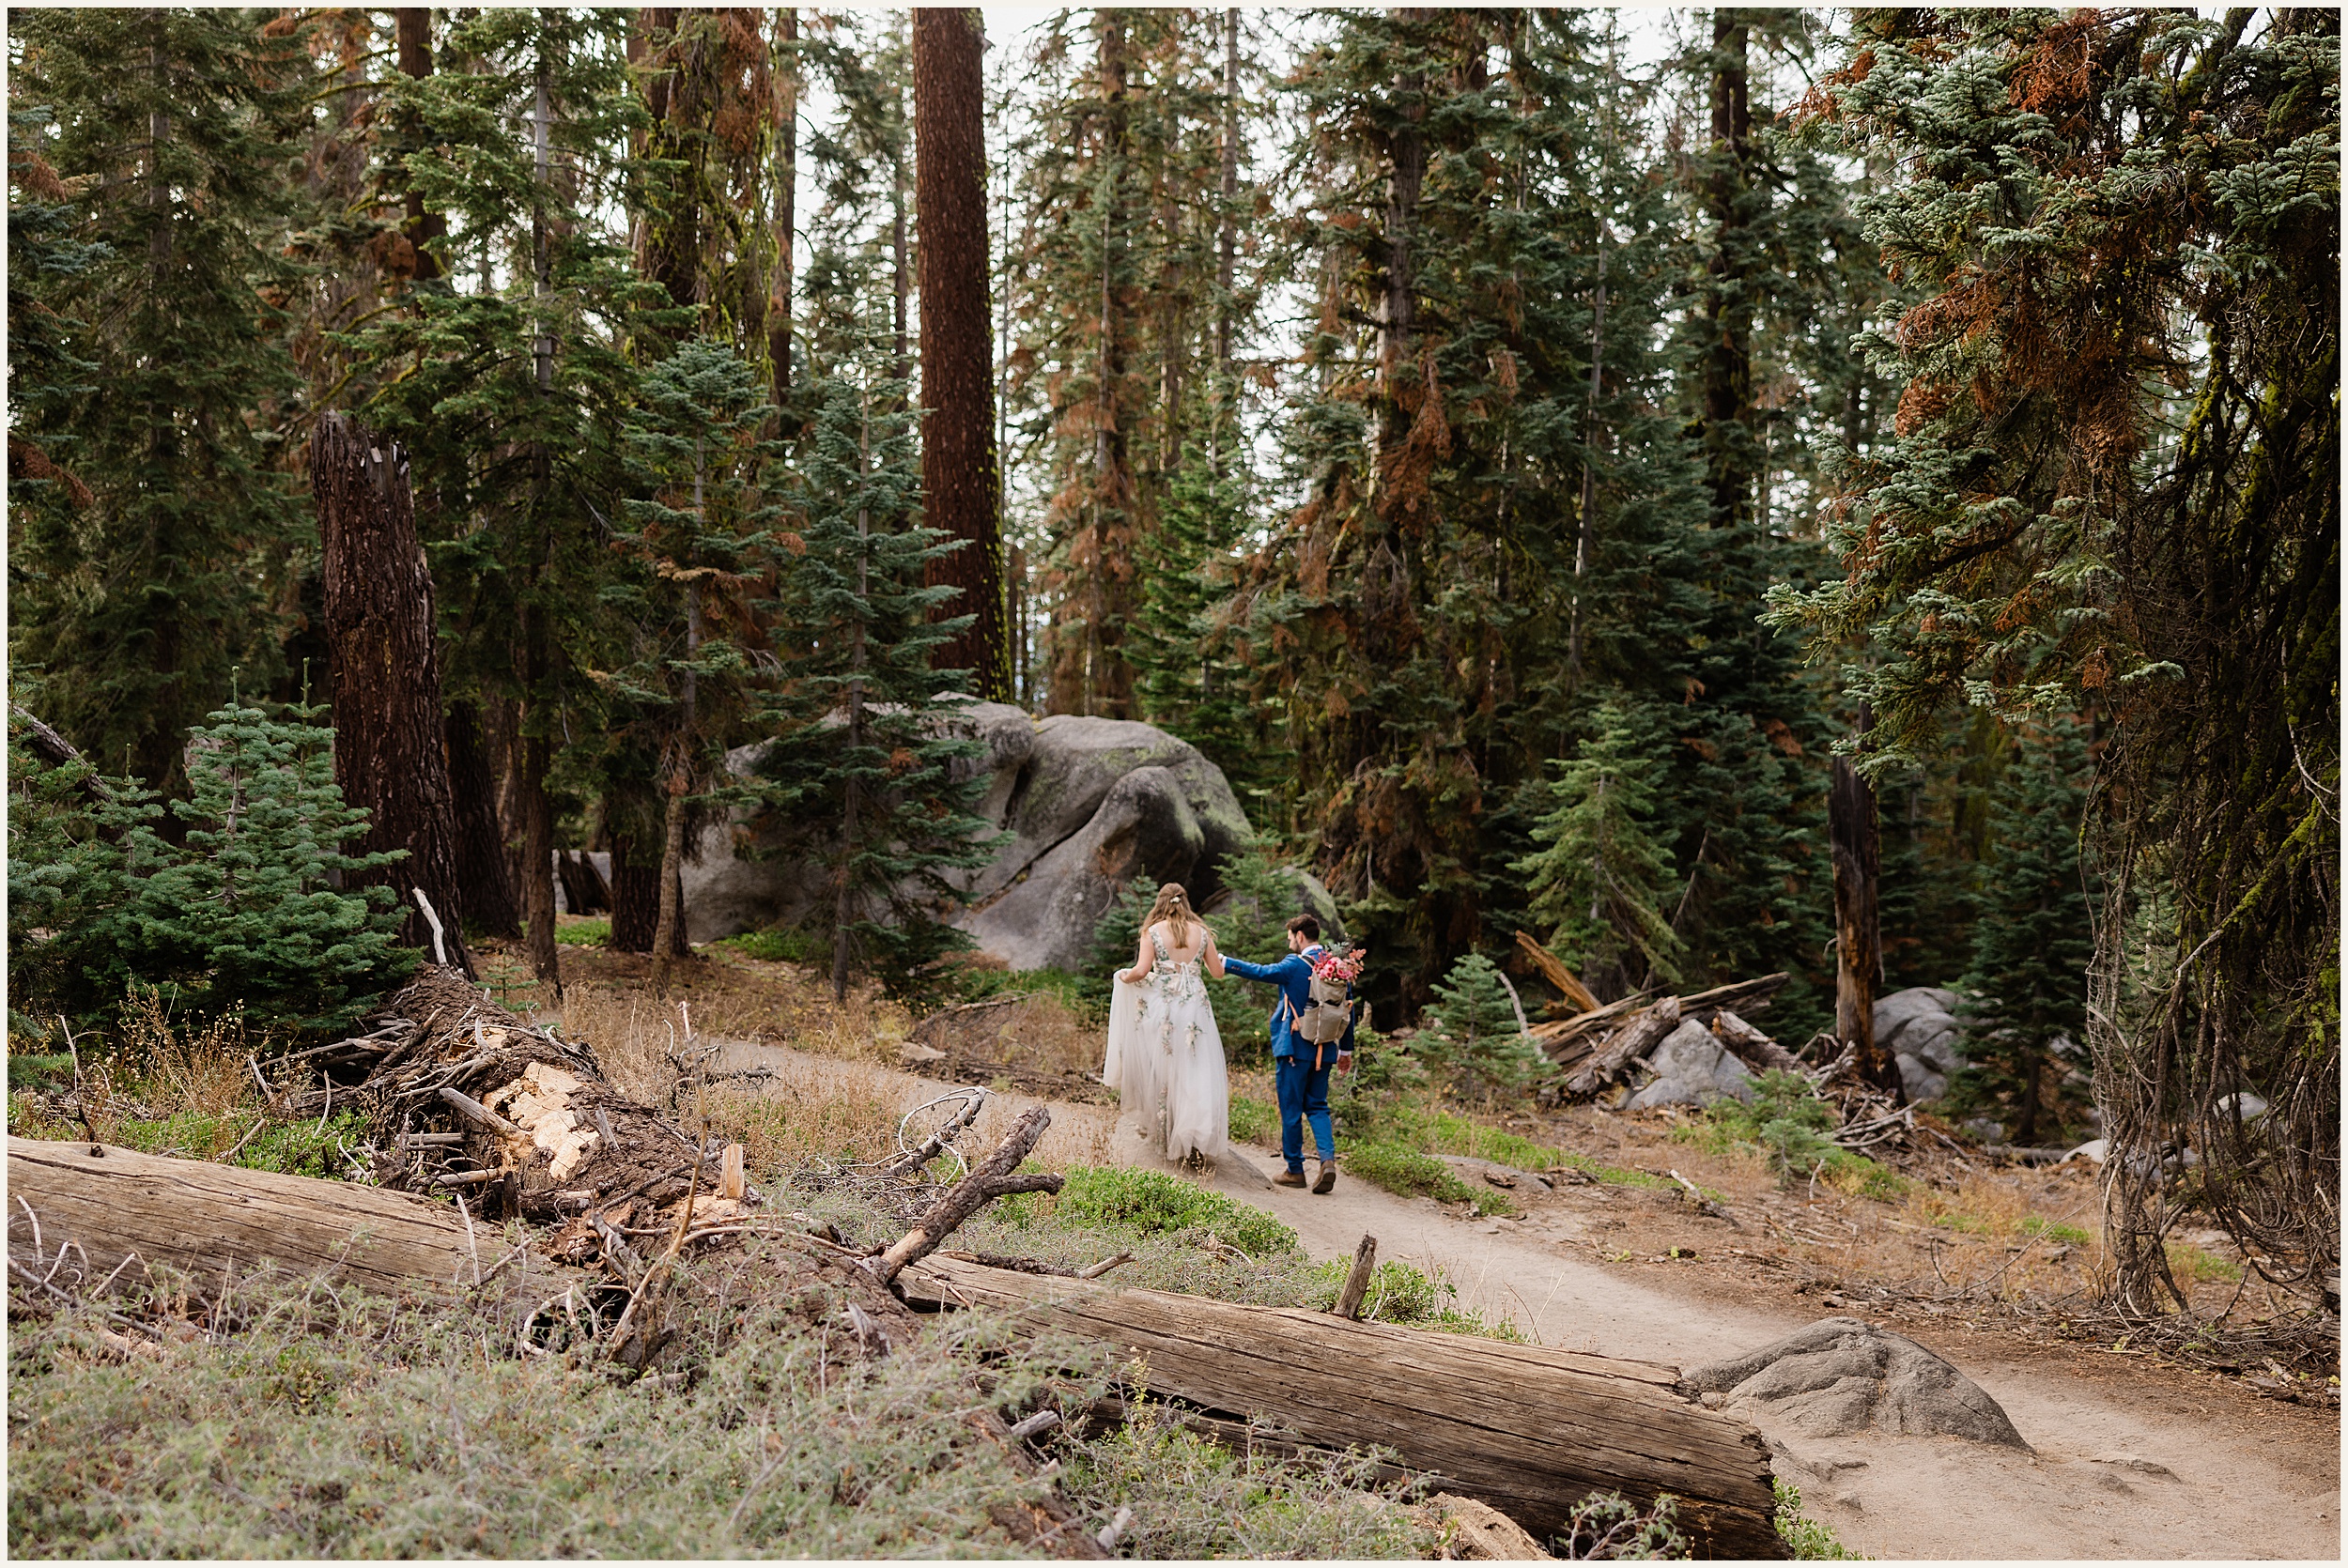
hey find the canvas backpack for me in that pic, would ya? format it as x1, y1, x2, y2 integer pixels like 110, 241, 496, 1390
1285, 968, 1355, 1047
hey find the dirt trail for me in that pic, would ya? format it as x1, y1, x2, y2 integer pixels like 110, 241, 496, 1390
718, 1038, 2340, 1560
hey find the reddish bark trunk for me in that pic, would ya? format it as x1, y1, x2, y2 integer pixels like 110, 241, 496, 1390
913, 7, 1010, 702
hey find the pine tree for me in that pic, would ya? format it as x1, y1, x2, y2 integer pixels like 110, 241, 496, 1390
1773, 9, 2338, 1311
8, 9, 313, 797
757, 369, 998, 1001
340, 7, 663, 981
1512, 702, 1685, 1002
1953, 719, 2094, 1146
1007, 9, 1233, 721
9, 695, 416, 1037
607, 338, 785, 979
1418, 952, 1542, 1104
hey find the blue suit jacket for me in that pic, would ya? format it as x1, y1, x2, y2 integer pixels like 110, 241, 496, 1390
1223, 946, 1357, 1060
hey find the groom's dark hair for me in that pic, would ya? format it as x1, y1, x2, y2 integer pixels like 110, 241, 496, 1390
1286, 915, 1321, 941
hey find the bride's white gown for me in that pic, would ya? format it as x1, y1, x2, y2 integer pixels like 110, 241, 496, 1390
1103, 927, 1235, 1168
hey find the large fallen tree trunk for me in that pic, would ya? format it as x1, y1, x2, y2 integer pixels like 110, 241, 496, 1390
8, 1137, 484, 1295
896, 1254, 1783, 1559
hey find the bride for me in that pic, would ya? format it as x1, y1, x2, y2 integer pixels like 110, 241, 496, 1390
1103, 883, 1237, 1171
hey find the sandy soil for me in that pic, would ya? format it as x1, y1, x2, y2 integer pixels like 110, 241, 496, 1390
711, 1035, 2340, 1561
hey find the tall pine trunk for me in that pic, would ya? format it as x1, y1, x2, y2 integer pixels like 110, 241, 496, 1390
311, 414, 472, 976
1214, 8, 1239, 377
768, 8, 797, 408
1702, 12, 1754, 533
913, 6, 1010, 701
444, 700, 521, 938
393, 9, 447, 280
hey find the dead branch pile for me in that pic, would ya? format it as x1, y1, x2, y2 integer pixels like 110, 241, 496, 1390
1531, 973, 1791, 1096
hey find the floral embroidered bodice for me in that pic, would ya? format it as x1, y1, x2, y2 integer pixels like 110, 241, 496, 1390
1148, 927, 1208, 1006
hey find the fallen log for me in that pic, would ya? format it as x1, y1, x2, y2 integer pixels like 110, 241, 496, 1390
1530, 992, 1650, 1063
1564, 996, 1682, 1099
895, 1254, 1782, 1559
1710, 1009, 1807, 1077
8, 1136, 484, 1294
1675, 973, 1788, 1024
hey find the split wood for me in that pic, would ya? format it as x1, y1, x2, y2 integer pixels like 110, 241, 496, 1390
1334, 1233, 1378, 1320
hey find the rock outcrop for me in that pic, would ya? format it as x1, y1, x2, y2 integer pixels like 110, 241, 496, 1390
1624, 1019, 1756, 1111
1874, 987, 1965, 1102
675, 700, 1328, 970
1685, 1317, 2030, 1450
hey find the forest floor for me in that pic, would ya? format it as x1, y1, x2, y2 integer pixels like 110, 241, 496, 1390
484, 931, 2341, 1561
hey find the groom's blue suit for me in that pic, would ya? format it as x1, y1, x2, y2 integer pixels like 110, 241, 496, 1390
1223, 945, 1357, 1176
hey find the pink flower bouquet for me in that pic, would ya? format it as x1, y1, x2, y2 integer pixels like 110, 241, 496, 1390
1310, 947, 1365, 985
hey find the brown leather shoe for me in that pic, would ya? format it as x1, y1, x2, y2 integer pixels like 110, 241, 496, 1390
1274, 1168, 1307, 1188
1313, 1161, 1337, 1194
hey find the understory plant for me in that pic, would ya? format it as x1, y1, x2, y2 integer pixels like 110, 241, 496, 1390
8, 697, 416, 1039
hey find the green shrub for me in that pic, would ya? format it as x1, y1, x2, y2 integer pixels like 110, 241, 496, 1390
1773, 1480, 1864, 1559
1345, 1142, 1517, 1217
713, 925, 824, 965
553, 918, 611, 947
1228, 1096, 1279, 1145
1052, 1165, 1299, 1258
939, 962, 1095, 1017
1060, 1396, 1438, 1559
6, 1268, 1112, 1559
8, 1053, 72, 1091
2020, 1215, 2093, 1248
1705, 1070, 1841, 1176
1301, 1257, 1523, 1340
1555, 1489, 1691, 1560
8, 698, 416, 1038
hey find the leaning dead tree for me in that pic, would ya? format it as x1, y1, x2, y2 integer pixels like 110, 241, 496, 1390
312, 413, 473, 975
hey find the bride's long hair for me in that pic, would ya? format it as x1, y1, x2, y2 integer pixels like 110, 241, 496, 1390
1143, 883, 1200, 948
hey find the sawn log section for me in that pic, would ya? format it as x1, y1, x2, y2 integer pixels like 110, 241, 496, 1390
897, 1253, 1783, 1558
8, 1137, 480, 1295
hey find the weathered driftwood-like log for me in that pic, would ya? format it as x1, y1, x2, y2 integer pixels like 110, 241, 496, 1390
868, 1106, 1064, 1283
1333, 1233, 1378, 1320
8, 1137, 484, 1294
1515, 930, 1599, 1015
1675, 973, 1790, 1025
1531, 992, 1650, 1063
1564, 997, 1682, 1099
895, 1255, 1782, 1559
1710, 1009, 1807, 1077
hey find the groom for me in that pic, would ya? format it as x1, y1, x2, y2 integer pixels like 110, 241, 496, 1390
1222, 915, 1355, 1192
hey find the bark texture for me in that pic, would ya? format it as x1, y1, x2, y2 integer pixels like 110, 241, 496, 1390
8, 1136, 479, 1294
896, 1254, 1784, 1558
392, 9, 448, 281
444, 700, 521, 938
311, 413, 472, 975
913, 6, 1010, 701
1830, 752, 1899, 1099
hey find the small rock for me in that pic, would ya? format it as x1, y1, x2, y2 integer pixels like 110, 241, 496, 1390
896, 1042, 949, 1067
1831, 1491, 1865, 1514
2089, 1453, 2174, 1479
1699, 1391, 1726, 1409
1820, 1292, 1849, 1309
1483, 1171, 1517, 1189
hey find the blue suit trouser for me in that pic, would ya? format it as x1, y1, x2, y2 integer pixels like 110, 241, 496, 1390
1276, 1053, 1336, 1173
